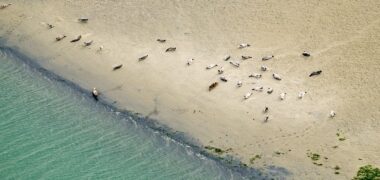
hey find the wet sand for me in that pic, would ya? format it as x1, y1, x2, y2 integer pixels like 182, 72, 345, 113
1, 0, 379, 179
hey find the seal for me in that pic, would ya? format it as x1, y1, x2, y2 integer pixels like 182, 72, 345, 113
261, 65, 268, 71
138, 55, 148, 61
84, 40, 93, 46
209, 82, 218, 91
264, 115, 269, 123
217, 67, 224, 74
252, 86, 264, 92
165, 47, 176, 52
330, 111, 336, 118
220, 76, 228, 82
47, 23, 54, 29
70, 35, 82, 43
263, 107, 269, 113
112, 64, 123, 71
298, 91, 307, 99
273, 73, 282, 80
223, 55, 231, 61
187, 58, 194, 65
237, 80, 242, 87
267, 88, 273, 94
249, 73, 262, 79
78, 17, 89, 23
244, 92, 253, 99
242, 55, 252, 60
309, 70, 322, 77
55, 35, 66, 41
302, 51, 311, 57
280, 92, 287, 100
206, 64, 218, 69
229, 61, 240, 67
262, 55, 274, 61
239, 43, 250, 49
157, 39, 166, 43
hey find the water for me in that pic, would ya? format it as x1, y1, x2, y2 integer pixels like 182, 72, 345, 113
0, 48, 246, 179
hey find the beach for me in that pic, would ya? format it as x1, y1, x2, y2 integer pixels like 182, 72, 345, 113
0, 47, 246, 180
1, 0, 379, 179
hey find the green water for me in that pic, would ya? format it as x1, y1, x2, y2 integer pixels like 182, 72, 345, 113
0, 49, 245, 179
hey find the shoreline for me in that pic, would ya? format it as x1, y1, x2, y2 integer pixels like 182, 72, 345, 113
1, 1, 379, 179
0, 46, 283, 179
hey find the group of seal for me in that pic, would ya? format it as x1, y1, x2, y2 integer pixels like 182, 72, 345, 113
61, 16, 331, 118
89, 39, 334, 119
51, 17, 98, 50
198, 43, 334, 121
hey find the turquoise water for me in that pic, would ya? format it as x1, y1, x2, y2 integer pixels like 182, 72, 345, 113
0, 48, 246, 179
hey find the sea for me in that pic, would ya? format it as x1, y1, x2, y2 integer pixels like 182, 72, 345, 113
0, 47, 248, 180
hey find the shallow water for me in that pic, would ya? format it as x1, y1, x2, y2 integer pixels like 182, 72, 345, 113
0, 48, 246, 179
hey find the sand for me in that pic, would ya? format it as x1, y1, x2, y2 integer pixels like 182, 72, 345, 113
1, 0, 379, 179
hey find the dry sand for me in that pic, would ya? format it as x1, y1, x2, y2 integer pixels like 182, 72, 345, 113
1, 0, 379, 179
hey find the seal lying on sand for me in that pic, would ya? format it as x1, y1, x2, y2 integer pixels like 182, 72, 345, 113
0, 3, 11, 9
237, 80, 242, 87
242, 55, 252, 60
92, 88, 99, 101
280, 92, 287, 100
70, 35, 82, 42
78, 17, 89, 23
47, 23, 54, 29
112, 64, 123, 71
309, 70, 322, 77
261, 65, 268, 71
165, 47, 176, 52
244, 92, 253, 99
249, 73, 262, 78
223, 55, 231, 61
84, 40, 93, 46
206, 64, 218, 69
262, 55, 274, 61
264, 115, 269, 123
157, 39, 166, 43
302, 51, 311, 57
187, 58, 194, 65
239, 43, 250, 49
229, 61, 240, 67
138, 55, 148, 61
252, 86, 264, 92
273, 73, 282, 80
220, 76, 228, 82
209, 82, 218, 91
98, 45, 104, 52
330, 110, 336, 118
55, 35, 66, 41
267, 88, 273, 94
298, 91, 307, 99
263, 107, 269, 113
217, 67, 224, 74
